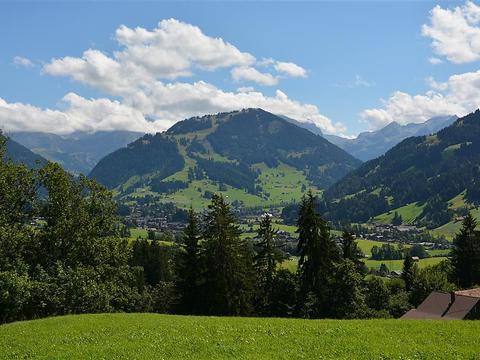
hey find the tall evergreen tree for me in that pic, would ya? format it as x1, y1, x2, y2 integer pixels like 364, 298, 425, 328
451, 213, 480, 288
296, 191, 338, 317
402, 254, 417, 292
202, 194, 254, 315
341, 230, 365, 270
177, 208, 202, 314
254, 212, 281, 315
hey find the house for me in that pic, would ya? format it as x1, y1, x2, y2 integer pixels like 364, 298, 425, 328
401, 289, 480, 320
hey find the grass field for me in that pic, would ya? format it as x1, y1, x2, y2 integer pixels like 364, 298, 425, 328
373, 202, 425, 225
431, 207, 480, 240
1, 314, 480, 359
280, 256, 448, 273
364, 257, 448, 271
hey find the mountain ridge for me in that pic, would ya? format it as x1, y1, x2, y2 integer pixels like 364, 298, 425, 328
90, 108, 361, 208
9, 130, 143, 174
323, 110, 480, 228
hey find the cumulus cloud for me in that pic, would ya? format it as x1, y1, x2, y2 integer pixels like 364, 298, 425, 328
360, 70, 480, 129
8, 19, 344, 135
13, 56, 35, 68
274, 61, 307, 78
422, 1, 480, 63
0, 93, 168, 135
231, 66, 278, 86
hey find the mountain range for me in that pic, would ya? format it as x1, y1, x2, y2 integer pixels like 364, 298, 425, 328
8, 131, 143, 174
323, 110, 480, 228
1, 133, 46, 168
284, 115, 457, 161
90, 108, 361, 208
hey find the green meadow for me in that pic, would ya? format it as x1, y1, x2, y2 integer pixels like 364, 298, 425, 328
1, 314, 479, 359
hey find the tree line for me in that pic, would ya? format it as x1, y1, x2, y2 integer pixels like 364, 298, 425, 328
1, 137, 480, 323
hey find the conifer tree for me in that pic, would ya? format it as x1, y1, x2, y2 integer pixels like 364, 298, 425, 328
296, 191, 338, 317
254, 212, 280, 315
451, 213, 480, 288
177, 207, 202, 314
202, 194, 254, 315
402, 254, 417, 292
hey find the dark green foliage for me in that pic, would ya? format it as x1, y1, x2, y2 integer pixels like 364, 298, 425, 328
402, 255, 417, 292
201, 194, 255, 316
296, 191, 340, 317
326, 260, 367, 319
195, 158, 257, 194
371, 244, 406, 261
451, 213, 480, 288
409, 264, 455, 307
341, 230, 365, 267
269, 269, 298, 317
254, 213, 282, 315
89, 133, 184, 189
0, 147, 158, 323
392, 211, 402, 225
176, 209, 202, 314
325, 110, 480, 224
130, 239, 174, 286
167, 116, 212, 134
150, 180, 188, 194
409, 244, 429, 259
207, 109, 360, 188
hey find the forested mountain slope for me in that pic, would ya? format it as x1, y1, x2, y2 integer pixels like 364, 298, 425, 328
323, 110, 480, 227
90, 108, 361, 208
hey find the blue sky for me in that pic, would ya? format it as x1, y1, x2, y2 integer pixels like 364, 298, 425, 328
2, 1, 480, 136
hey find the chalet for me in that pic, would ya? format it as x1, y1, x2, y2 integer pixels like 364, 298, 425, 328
401, 289, 480, 320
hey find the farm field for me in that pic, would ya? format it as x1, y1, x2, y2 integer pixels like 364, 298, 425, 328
373, 202, 425, 224
280, 256, 448, 272
1, 314, 480, 359
364, 256, 448, 271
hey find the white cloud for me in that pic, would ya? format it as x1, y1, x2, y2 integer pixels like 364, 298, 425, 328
422, 1, 480, 63
274, 61, 307, 78
428, 57, 443, 65
13, 56, 34, 68
0, 93, 168, 135
237, 86, 255, 93
361, 70, 480, 129
231, 66, 278, 86
16, 19, 344, 135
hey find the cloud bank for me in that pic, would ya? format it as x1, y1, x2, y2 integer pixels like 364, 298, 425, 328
3, 19, 343, 135
362, 1, 480, 130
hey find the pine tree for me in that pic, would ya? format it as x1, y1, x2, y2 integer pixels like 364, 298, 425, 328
296, 191, 338, 317
451, 213, 480, 288
177, 207, 202, 314
202, 194, 254, 315
392, 211, 403, 226
341, 231, 364, 264
402, 254, 417, 292
254, 212, 280, 315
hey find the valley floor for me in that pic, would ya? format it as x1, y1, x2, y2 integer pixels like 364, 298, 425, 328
1, 313, 479, 359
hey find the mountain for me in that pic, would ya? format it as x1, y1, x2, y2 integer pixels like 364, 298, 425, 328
1, 133, 46, 168
90, 108, 361, 208
9, 131, 143, 175
280, 115, 323, 136
323, 110, 480, 228
324, 115, 457, 161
